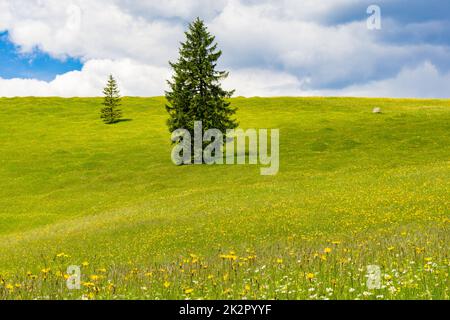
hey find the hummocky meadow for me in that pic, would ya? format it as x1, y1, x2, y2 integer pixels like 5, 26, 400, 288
0, 97, 448, 300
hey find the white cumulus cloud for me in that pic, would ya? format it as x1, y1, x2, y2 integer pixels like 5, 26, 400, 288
337, 62, 450, 98
0, 0, 449, 98
0, 59, 170, 97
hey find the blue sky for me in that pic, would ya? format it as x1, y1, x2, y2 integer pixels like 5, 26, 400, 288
0, 32, 82, 81
0, 0, 449, 97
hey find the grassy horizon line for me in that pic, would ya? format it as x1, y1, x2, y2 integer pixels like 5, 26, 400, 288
0, 96, 449, 101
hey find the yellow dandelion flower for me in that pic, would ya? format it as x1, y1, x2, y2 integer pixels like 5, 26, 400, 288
130, 268, 139, 275
82, 282, 95, 288
184, 288, 194, 295
189, 253, 199, 263
163, 281, 171, 288
324, 247, 332, 254
223, 288, 232, 294
306, 273, 315, 280
220, 253, 238, 261
90, 275, 100, 281
82, 261, 89, 267
56, 252, 70, 258
415, 247, 425, 254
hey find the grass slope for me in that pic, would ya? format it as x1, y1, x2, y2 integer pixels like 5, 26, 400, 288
0, 97, 448, 299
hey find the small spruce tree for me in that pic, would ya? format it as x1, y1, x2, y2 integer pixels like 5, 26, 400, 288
101, 75, 122, 124
166, 18, 238, 158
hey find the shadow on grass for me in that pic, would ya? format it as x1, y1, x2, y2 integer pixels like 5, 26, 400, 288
117, 118, 133, 123
105, 119, 133, 124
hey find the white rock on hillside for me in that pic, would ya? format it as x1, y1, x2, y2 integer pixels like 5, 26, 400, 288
372, 107, 382, 114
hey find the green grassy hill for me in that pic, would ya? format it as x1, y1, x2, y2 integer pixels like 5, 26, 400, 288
0, 97, 448, 299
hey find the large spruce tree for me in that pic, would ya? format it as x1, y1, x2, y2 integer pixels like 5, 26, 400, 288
101, 75, 122, 124
166, 18, 238, 157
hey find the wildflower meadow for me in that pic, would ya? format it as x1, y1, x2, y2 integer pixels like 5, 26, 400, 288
0, 97, 448, 300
